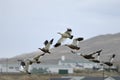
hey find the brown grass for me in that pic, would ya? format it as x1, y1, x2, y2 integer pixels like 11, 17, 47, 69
0, 71, 119, 80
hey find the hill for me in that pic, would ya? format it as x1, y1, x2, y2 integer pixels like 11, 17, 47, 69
0, 33, 120, 65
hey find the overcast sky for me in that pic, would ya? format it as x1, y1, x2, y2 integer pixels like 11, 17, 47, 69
0, 0, 120, 58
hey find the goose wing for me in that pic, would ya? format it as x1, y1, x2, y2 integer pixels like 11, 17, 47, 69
44, 40, 48, 46
95, 49, 102, 54
57, 37, 66, 44
33, 53, 45, 62
71, 37, 84, 46
50, 38, 54, 44
71, 38, 78, 46
54, 37, 66, 47
45, 39, 54, 50
25, 61, 31, 74
109, 54, 115, 62
19, 65, 25, 72
19, 61, 26, 72
89, 51, 98, 56
90, 59, 100, 63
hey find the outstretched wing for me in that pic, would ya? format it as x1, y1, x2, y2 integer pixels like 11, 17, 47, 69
71, 37, 84, 46
45, 39, 54, 49
24, 60, 32, 74
89, 51, 98, 56
33, 53, 45, 61
109, 54, 115, 62
44, 40, 48, 46
71, 38, 78, 46
50, 38, 54, 44
58, 37, 66, 43
95, 49, 102, 53
54, 37, 66, 47
19, 61, 26, 72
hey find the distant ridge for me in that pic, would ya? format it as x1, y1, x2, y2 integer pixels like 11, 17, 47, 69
0, 32, 120, 65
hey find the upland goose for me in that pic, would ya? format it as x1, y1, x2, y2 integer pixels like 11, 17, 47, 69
54, 28, 73, 47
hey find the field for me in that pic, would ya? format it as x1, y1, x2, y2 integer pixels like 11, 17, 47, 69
0, 70, 119, 80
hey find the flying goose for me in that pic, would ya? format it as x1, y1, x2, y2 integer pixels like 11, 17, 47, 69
54, 28, 73, 47
38, 38, 54, 54
18, 53, 44, 74
89, 52, 101, 63
32, 53, 45, 63
65, 37, 84, 50
18, 59, 32, 74
80, 49, 102, 60
103, 54, 115, 66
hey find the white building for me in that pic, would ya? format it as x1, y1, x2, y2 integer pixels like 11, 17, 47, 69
31, 64, 73, 74
0, 56, 104, 74
0, 63, 19, 73
58, 56, 100, 69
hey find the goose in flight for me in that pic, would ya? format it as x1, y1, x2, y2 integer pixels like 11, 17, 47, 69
18, 53, 44, 74
80, 49, 102, 59
18, 59, 32, 74
89, 52, 101, 63
38, 38, 54, 54
54, 28, 73, 47
32, 53, 45, 63
103, 54, 115, 66
65, 37, 84, 50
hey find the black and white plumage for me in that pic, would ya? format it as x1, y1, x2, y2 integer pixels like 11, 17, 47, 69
54, 28, 73, 47
18, 59, 32, 74
103, 54, 115, 66
65, 37, 84, 50
32, 53, 45, 63
18, 53, 44, 74
89, 52, 101, 63
80, 49, 102, 60
38, 38, 54, 54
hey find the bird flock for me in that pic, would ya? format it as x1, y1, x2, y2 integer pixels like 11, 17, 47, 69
18, 28, 116, 74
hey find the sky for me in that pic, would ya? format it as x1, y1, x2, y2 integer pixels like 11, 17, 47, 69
0, 0, 120, 58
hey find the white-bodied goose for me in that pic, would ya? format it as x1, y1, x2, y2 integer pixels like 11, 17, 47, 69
38, 38, 54, 54
103, 54, 115, 66
65, 37, 84, 50
81, 49, 102, 60
18, 53, 44, 74
54, 28, 73, 47
18, 59, 32, 74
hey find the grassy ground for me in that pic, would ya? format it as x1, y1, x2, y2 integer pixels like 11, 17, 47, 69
0, 71, 119, 80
